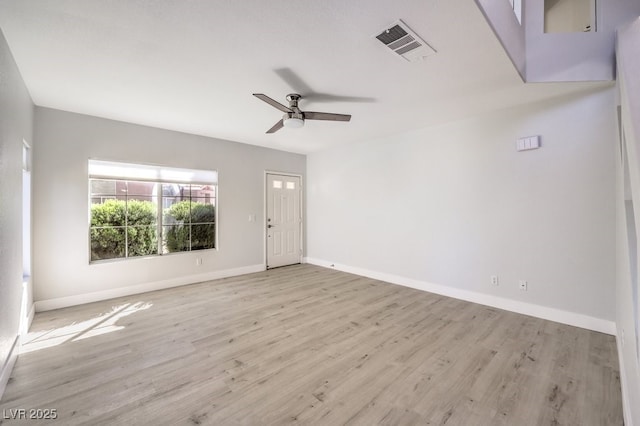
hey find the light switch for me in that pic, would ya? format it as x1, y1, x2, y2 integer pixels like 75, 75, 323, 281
516, 135, 540, 152
530, 136, 540, 148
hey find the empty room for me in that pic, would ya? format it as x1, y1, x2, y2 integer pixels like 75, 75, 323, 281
1, 1, 640, 425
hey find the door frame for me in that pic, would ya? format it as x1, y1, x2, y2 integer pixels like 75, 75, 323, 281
264, 171, 304, 269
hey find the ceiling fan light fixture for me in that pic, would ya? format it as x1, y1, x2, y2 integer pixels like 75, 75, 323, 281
283, 117, 304, 129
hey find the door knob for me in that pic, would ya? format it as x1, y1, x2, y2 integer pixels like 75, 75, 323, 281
268, 224, 273, 228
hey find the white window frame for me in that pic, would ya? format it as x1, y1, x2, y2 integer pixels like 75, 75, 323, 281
88, 160, 218, 263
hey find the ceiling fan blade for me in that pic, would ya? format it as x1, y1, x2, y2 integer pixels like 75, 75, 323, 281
304, 111, 351, 122
266, 119, 284, 134
253, 93, 292, 113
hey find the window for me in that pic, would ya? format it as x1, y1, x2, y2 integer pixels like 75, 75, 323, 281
22, 140, 32, 336
508, 0, 522, 24
22, 141, 30, 172
88, 160, 217, 262
22, 140, 31, 278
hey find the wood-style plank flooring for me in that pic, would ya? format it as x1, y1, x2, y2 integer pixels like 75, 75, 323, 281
0, 265, 622, 425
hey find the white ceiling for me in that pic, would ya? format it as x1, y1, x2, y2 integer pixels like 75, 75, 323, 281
0, 0, 610, 154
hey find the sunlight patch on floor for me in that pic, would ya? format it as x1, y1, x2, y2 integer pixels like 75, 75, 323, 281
20, 302, 153, 354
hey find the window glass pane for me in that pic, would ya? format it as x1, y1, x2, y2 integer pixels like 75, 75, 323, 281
127, 225, 158, 257
199, 185, 216, 203
91, 199, 126, 228
190, 198, 215, 224
162, 183, 180, 197
286, 181, 296, 190
191, 223, 215, 251
126, 198, 157, 226
164, 197, 191, 224
163, 225, 190, 253
90, 227, 126, 261
179, 184, 195, 198
190, 184, 215, 199
163, 194, 194, 253
125, 180, 156, 197
90, 196, 158, 260
90, 180, 118, 204
126, 197, 157, 257
164, 183, 193, 199
273, 180, 282, 189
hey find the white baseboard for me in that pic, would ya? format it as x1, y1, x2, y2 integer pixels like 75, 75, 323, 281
0, 336, 19, 402
304, 258, 616, 335
34, 264, 265, 312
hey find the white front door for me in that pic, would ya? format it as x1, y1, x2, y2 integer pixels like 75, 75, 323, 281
266, 173, 302, 269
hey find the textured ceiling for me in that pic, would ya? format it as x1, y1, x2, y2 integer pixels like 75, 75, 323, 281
0, 0, 609, 154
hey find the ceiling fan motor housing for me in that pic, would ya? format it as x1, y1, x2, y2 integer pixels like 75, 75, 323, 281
286, 93, 302, 109
283, 112, 304, 128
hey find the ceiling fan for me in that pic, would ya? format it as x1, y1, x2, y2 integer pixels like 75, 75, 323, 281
253, 93, 351, 133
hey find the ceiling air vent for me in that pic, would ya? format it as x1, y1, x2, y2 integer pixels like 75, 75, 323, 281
375, 20, 436, 62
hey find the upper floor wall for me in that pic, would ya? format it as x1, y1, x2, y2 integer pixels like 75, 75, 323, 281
476, 0, 640, 82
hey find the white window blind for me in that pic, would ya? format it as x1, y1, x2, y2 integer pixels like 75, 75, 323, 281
88, 160, 217, 185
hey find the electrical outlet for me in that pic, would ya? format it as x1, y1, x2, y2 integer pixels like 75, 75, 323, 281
491, 275, 499, 286
519, 280, 528, 291
196, 258, 203, 266
621, 328, 625, 347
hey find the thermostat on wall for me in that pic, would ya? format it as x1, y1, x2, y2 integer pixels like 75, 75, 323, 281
516, 135, 540, 151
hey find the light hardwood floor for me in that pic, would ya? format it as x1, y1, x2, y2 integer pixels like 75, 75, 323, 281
0, 265, 622, 425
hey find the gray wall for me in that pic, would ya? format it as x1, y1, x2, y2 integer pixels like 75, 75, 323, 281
615, 19, 640, 426
0, 28, 33, 390
307, 86, 616, 325
33, 108, 305, 306
475, 0, 640, 83
524, 0, 640, 82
